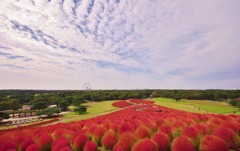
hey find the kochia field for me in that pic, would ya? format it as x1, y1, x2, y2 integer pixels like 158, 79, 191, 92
0, 99, 240, 151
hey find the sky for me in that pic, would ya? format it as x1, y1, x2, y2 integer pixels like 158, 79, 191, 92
0, 0, 240, 90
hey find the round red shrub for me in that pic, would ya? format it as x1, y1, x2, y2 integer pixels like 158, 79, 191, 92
132, 138, 157, 151
83, 141, 98, 151
200, 135, 228, 151
213, 126, 239, 149
72, 133, 89, 151
26, 144, 40, 151
36, 133, 53, 151
92, 126, 107, 145
114, 132, 137, 151
134, 126, 151, 139
182, 126, 199, 140
0, 142, 16, 151
152, 132, 170, 151
52, 137, 70, 151
19, 138, 35, 151
59, 146, 72, 151
171, 136, 196, 151
101, 130, 117, 150
118, 122, 134, 135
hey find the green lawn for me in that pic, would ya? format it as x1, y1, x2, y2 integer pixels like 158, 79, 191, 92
153, 98, 240, 114
61, 100, 119, 122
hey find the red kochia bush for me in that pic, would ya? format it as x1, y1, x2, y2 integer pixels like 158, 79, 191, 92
112, 100, 133, 108
114, 132, 137, 151
36, 133, 53, 151
0, 142, 16, 151
213, 126, 239, 149
152, 132, 171, 151
52, 137, 71, 151
72, 133, 89, 151
26, 144, 40, 151
83, 141, 98, 151
182, 126, 199, 140
134, 125, 151, 139
199, 135, 228, 151
132, 138, 157, 151
19, 138, 35, 151
101, 130, 117, 150
171, 136, 196, 151
118, 122, 134, 135
92, 126, 107, 145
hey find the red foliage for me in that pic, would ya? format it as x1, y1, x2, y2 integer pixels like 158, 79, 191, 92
114, 132, 137, 151
52, 137, 70, 151
83, 141, 98, 151
92, 126, 107, 145
200, 135, 228, 151
182, 126, 199, 140
213, 126, 239, 149
26, 144, 40, 151
152, 132, 171, 151
72, 133, 89, 151
118, 122, 134, 135
171, 136, 196, 151
0, 142, 16, 151
19, 138, 35, 151
112, 100, 133, 108
35, 133, 53, 151
0, 99, 239, 151
101, 130, 117, 150
134, 126, 151, 139
132, 138, 157, 151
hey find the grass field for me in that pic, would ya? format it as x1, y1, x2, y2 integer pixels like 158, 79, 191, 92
153, 98, 240, 114
61, 100, 119, 123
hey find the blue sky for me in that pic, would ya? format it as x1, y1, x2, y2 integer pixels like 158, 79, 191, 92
0, 0, 240, 89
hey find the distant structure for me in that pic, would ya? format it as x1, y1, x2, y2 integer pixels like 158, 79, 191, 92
83, 82, 92, 90
22, 105, 31, 110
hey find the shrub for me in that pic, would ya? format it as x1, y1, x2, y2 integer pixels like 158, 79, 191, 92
213, 126, 239, 149
132, 138, 157, 151
171, 136, 196, 151
134, 126, 151, 139
114, 132, 137, 151
101, 130, 117, 150
152, 132, 171, 151
74, 105, 87, 114
200, 135, 228, 151
72, 133, 89, 151
83, 141, 98, 151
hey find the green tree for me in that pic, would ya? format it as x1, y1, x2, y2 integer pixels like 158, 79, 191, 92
74, 105, 87, 114
36, 107, 60, 117
32, 101, 48, 110
0, 112, 10, 121
58, 100, 69, 111
72, 96, 85, 106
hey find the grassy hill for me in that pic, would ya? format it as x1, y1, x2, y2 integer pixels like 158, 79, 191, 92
153, 97, 240, 114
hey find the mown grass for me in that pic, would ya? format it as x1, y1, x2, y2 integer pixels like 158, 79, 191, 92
153, 98, 240, 114
61, 100, 119, 122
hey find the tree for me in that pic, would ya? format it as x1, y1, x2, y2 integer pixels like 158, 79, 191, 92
174, 93, 182, 101
58, 100, 69, 111
74, 105, 87, 114
0, 112, 10, 121
72, 96, 85, 106
36, 107, 60, 117
32, 101, 48, 110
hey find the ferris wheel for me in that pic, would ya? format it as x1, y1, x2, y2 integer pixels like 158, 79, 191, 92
83, 82, 91, 90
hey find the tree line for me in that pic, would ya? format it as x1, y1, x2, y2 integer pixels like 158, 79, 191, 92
0, 89, 239, 111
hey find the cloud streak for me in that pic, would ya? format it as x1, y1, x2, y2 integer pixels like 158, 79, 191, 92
0, 0, 240, 89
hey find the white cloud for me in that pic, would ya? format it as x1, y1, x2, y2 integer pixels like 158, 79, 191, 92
0, 0, 239, 89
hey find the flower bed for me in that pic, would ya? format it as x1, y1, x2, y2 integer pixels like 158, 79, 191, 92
0, 104, 240, 151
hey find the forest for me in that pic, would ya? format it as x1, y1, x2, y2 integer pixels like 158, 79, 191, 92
0, 89, 239, 111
